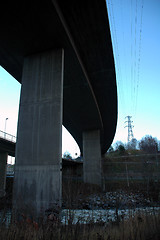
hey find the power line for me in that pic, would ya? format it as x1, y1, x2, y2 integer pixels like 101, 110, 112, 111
135, 0, 144, 116
130, 0, 134, 108
133, 0, 138, 113
106, 0, 126, 113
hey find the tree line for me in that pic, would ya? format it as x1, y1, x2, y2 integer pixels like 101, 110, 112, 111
109, 135, 160, 155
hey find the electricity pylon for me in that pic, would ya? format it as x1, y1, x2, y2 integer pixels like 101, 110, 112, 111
124, 116, 134, 143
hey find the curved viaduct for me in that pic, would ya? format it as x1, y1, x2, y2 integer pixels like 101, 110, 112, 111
0, 0, 117, 216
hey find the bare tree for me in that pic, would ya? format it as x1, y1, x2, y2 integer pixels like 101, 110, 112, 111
63, 151, 72, 160
139, 135, 158, 153
114, 141, 125, 151
128, 138, 138, 150
108, 145, 114, 152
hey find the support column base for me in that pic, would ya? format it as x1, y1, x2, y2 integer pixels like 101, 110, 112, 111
13, 164, 62, 218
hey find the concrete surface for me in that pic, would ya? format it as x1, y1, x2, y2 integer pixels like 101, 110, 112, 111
13, 49, 64, 217
83, 130, 102, 186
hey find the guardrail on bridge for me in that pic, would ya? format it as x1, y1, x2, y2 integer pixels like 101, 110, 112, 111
0, 130, 16, 143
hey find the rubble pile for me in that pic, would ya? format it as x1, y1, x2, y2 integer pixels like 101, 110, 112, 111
63, 190, 159, 210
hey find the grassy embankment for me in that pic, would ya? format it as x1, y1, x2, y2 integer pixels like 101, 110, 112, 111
0, 210, 160, 239
1, 153, 160, 239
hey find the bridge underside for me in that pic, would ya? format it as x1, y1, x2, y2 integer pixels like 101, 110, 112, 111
0, 0, 117, 154
0, 138, 15, 157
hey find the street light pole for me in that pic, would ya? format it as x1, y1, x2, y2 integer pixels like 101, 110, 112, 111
4, 117, 8, 138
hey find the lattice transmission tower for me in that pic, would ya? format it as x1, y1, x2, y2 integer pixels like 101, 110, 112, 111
124, 116, 134, 143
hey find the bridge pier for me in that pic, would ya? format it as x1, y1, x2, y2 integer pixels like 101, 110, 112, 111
0, 152, 8, 197
13, 49, 64, 218
83, 130, 102, 186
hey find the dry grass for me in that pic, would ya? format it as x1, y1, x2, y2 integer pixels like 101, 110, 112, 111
0, 209, 160, 239
62, 180, 101, 209
1, 177, 160, 239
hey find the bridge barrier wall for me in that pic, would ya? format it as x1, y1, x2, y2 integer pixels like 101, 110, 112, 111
0, 130, 16, 143
6, 155, 160, 184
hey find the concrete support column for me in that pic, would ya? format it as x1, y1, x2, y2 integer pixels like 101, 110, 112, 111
0, 152, 8, 197
13, 49, 64, 218
83, 130, 102, 186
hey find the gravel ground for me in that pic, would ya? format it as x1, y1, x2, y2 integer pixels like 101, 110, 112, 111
62, 190, 160, 210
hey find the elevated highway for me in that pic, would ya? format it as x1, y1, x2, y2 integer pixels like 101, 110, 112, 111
0, 131, 16, 197
0, 131, 16, 157
0, 0, 117, 216
0, 0, 117, 154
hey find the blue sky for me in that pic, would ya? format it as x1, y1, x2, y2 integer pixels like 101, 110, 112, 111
0, 0, 160, 161
107, 0, 160, 144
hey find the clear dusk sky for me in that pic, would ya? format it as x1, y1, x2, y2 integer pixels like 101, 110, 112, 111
0, 0, 160, 160
107, 0, 160, 145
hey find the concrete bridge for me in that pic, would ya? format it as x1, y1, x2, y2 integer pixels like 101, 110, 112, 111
0, 0, 117, 217
0, 131, 16, 197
